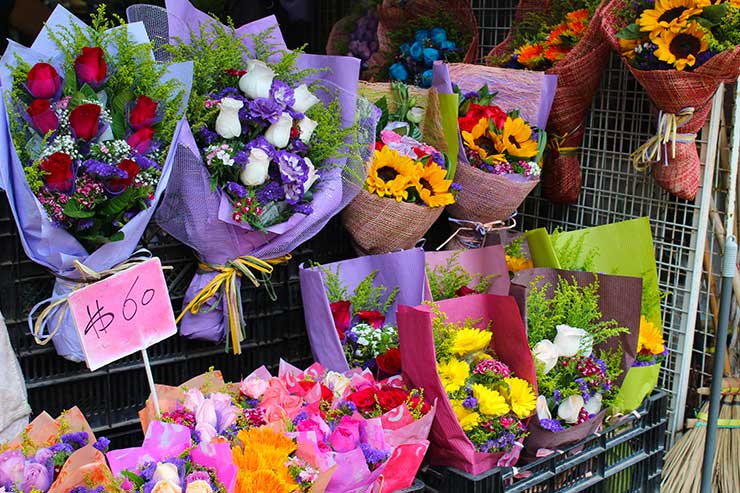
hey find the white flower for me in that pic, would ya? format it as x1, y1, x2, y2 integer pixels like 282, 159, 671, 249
532, 340, 559, 375
240, 148, 271, 186
153, 463, 180, 483
303, 157, 319, 193
292, 84, 320, 113
584, 393, 603, 415
406, 107, 425, 124
554, 324, 591, 358
557, 395, 585, 424
185, 480, 213, 493
238, 60, 275, 99
324, 371, 351, 396
151, 480, 181, 493
535, 395, 552, 421
265, 112, 293, 149
298, 117, 318, 144
214, 97, 243, 139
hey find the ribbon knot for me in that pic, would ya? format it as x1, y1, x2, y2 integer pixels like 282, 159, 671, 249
177, 254, 291, 354
547, 124, 581, 157
437, 216, 517, 250
631, 107, 696, 171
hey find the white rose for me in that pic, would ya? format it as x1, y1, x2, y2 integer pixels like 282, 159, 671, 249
240, 147, 271, 186
406, 106, 424, 124
292, 84, 320, 113
535, 395, 552, 421
185, 480, 213, 493
302, 157, 319, 193
298, 117, 318, 144
584, 393, 603, 416
153, 463, 180, 483
151, 480, 182, 493
554, 324, 591, 358
214, 97, 243, 139
238, 60, 275, 99
265, 112, 293, 149
532, 340, 559, 375
324, 371, 351, 397
557, 395, 585, 424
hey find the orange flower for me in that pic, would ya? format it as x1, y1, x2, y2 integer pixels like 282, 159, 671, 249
566, 8, 589, 24
544, 45, 569, 62
515, 43, 545, 68
546, 23, 569, 45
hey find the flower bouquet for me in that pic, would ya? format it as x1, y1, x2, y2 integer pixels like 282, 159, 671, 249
367, 0, 478, 86
341, 81, 458, 254
0, 407, 112, 492
603, 1, 740, 200
524, 217, 665, 412
504, 235, 535, 276
149, 0, 376, 353
326, 1, 381, 78
424, 246, 510, 301
299, 248, 426, 372
0, 6, 191, 361
510, 269, 641, 459
486, 0, 610, 204
397, 294, 537, 474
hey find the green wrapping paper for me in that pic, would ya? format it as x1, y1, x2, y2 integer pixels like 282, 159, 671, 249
524, 218, 663, 412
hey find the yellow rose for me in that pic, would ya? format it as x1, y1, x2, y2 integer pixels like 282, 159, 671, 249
472, 384, 510, 417
151, 480, 182, 493
185, 480, 213, 493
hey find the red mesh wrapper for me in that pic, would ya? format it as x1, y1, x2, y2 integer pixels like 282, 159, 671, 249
487, 2, 611, 204
602, 0, 740, 200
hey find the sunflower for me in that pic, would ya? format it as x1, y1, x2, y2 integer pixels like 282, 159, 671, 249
637, 0, 703, 40
515, 43, 546, 68
437, 358, 470, 394
451, 400, 481, 431
471, 384, 510, 417
236, 427, 296, 456
619, 37, 639, 59
500, 117, 539, 159
414, 162, 455, 207
366, 145, 417, 201
449, 327, 492, 358
654, 21, 709, 70
638, 315, 665, 355
503, 377, 537, 418
462, 117, 507, 163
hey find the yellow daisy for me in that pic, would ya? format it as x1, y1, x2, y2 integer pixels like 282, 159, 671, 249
499, 117, 539, 159
366, 145, 417, 201
471, 384, 510, 417
437, 358, 470, 394
637, 0, 703, 40
654, 21, 709, 71
503, 377, 537, 419
638, 315, 665, 355
451, 399, 481, 431
450, 327, 492, 358
462, 117, 507, 163
506, 255, 534, 273
414, 162, 455, 207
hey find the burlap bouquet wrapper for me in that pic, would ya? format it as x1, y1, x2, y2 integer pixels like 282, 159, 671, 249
602, 0, 740, 201
326, 7, 380, 80
488, 2, 611, 204
510, 268, 641, 460
365, 0, 478, 80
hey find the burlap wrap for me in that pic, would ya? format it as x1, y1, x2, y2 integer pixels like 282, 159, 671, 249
487, 2, 610, 204
602, 0, 740, 201
326, 9, 379, 80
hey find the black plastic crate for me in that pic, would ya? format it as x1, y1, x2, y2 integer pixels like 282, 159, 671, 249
420, 391, 668, 493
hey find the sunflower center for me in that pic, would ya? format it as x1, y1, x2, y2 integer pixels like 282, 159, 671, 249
658, 7, 686, 24
377, 166, 399, 182
474, 137, 497, 155
508, 135, 522, 149
419, 177, 432, 191
670, 33, 701, 59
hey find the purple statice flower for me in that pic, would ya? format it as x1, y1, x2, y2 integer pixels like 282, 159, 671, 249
191, 429, 202, 444
221, 423, 240, 441
49, 442, 73, 454
143, 480, 156, 493
245, 97, 282, 124
594, 358, 607, 375
123, 210, 138, 222
270, 80, 295, 109
243, 398, 260, 408
70, 487, 105, 493
92, 437, 110, 453
256, 181, 285, 203
227, 181, 248, 198
345, 330, 359, 343
186, 471, 211, 485
360, 443, 390, 466
276, 151, 309, 205
134, 154, 159, 170
140, 462, 157, 481
695, 50, 716, 68
293, 410, 309, 425
462, 395, 478, 409
82, 159, 127, 179
539, 418, 565, 432
164, 457, 186, 482
504, 54, 525, 69
343, 401, 358, 413
553, 389, 561, 405
61, 431, 88, 449
294, 202, 313, 214
431, 151, 445, 167
211, 87, 243, 100
76, 219, 94, 231
450, 182, 462, 192
233, 150, 250, 166
463, 90, 479, 100
199, 125, 219, 146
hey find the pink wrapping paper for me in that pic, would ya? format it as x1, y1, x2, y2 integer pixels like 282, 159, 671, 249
423, 245, 510, 300
396, 294, 536, 475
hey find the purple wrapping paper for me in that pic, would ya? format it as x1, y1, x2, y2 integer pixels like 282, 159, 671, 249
154, 0, 376, 343
299, 248, 427, 372
0, 6, 193, 361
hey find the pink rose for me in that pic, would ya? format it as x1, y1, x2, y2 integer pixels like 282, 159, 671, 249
328, 416, 362, 452
296, 416, 328, 442
240, 377, 268, 399
280, 394, 304, 420
380, 129, 401, 144
263, 405, 288, 424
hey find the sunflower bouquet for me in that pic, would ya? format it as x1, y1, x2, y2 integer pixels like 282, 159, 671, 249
603, 0, 740, 200
447, 86, 544, 224
341, 82, 457, 254
485, 0, 610, 205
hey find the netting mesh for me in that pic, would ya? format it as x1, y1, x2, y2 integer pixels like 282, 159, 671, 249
126, 5, 174, 62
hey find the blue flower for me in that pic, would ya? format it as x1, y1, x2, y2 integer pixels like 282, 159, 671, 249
431, 27, 447, 45
389, 63, 408, 82
226, 181, 248, 198
414, 29, 430, 42
440, 40, 457, 52
423, 47, 440, 66
400, 43, 411, 56
409, 41, 424, 61
421, 69, 433, 88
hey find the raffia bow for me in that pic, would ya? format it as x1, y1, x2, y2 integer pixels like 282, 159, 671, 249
546, 124, 582, 158
437, 216, 517, 250
631, 107, 697, 171
177, 254, 291, 355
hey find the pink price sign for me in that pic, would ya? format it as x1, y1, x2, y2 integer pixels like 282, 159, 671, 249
68, 258, 177, 371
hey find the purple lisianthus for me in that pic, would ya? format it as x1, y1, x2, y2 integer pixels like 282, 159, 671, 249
60, 431, 88, 449
227, 181, 248, 198
276, 150, 309, 205
539, 418, 565, 432
289, 138, 309, 155
270, 80, 295, 109
245, 97, 282, 124
245, 136, 277, 160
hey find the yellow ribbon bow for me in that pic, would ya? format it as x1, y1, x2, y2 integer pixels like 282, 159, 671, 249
631, 107, 696, 171
547, 125, 581, 158
177, 254, 291, 355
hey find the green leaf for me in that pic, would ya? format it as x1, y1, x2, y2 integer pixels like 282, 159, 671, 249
702, 4, 728, 26
112, 87, 135, 115
63, 200, 96, 219
616, 23, 643, 40
120, 471, 144, 489
111, 110, 126, 140
79, 231, 125, 244
79, 83, 98, 101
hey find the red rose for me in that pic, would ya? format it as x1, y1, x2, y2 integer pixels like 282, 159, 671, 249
455, 285, 477, 297
320, 384, 334, 403
375, 347, 402, 376
329, 300, 351, 341
75, 47, 107, 89
459, 104, 507, 133
26, 99, 58, 136
409, 394, 432, 414
376, 387, 408, 413
27, 63, 61, 99
127, 127, 155, 154
374, 141, 384, 151
129, 95, 159, 130
108, 159, 140, 193
356, 310, 385, 329
346, 388, 377, 411
69, 103, 101, 141
39, 152, 74, 192
483, 105, 508, 129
